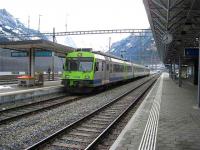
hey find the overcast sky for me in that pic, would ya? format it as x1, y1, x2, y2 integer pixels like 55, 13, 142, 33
1, 0, 150, 50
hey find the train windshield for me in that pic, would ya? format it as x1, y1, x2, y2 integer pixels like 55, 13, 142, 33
66, 57, 94, 71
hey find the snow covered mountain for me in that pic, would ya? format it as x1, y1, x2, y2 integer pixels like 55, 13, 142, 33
0, 8, 76, 48
0, 9, 47, 41
0, 9, 76, 73
109, 32, 160, 65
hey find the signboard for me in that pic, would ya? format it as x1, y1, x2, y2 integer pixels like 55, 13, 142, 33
11, 52, 28, 57
184, 48, 199, 57
35, 51, 52, 57
76, 48, 92, 52
11, 51, 52, 57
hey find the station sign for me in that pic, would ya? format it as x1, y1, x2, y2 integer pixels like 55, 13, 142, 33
35, 51, 52, 57
11, 52, 28, 57
184, 48, 199, 57
11, 51, 52, 57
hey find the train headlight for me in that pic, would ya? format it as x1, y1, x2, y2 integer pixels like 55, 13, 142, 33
85, 75, 90, 79
65, 75, 69, 79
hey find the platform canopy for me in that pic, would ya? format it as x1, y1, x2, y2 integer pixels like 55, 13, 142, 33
0, 39, 76, 78
143, 0, 200, 64
0, 39, 75, 57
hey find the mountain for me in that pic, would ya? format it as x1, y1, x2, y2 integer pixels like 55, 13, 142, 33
0, 9, 75, 73
109, 32, 160, 66
0, 8, 76, 48
0, 9, 47, 41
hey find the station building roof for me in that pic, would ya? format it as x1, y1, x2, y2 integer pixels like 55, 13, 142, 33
143, 0, 200, 64
0, 40, 75, 57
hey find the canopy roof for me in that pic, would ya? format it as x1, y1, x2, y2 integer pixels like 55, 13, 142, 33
0, 40, 75, 57
144, 0, 200, 64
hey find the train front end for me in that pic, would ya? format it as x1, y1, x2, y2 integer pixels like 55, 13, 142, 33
62, 51, 95, 93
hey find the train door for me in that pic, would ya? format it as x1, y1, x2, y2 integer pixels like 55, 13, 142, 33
102, 61, 106, 83
105, 61, 110, 82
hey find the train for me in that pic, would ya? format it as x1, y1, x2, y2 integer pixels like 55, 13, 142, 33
62, 50, 150, 93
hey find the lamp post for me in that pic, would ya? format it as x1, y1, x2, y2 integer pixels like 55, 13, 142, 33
108, 37, 111, 53
28, 16, 30, 35
65, 13, 69, 32
38, 14, 42, 32
52, 27, 55, 81
198, 37, 200, 108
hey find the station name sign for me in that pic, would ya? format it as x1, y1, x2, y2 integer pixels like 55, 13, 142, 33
184, 48, 199, 57
11, 51, 52, 57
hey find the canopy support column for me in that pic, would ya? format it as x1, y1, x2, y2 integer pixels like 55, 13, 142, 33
28, 48, 35, 77
52, 27, 56, 81
170, 63, 172, 78
173, 62, 176, 80
198, 39, 200, 108
178, 56, 182, 87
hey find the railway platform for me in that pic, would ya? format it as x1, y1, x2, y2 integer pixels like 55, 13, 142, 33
0, 80, 63, 104
110, 72, 200, 150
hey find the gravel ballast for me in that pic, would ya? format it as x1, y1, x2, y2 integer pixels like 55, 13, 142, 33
0, 77, 151, 149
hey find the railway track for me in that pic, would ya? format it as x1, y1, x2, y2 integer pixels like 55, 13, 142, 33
0, 95, 82, 124
26, 75, 159, 150
0, 80, 18, 85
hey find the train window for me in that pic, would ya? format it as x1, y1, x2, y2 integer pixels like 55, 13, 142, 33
95, 62, 99, 71
102, 62, 104, 71
121, 65, 124, 72
113, 64, 117, 72
110, 64, 112, 73
79, 62, 93, 71
119, 65, 123, 72
112, 64, 124, 72
131, 66, 132, 72
68, 60, 79, 71
66, 57, 93, 71
127, 66, 132, 72
107, 64, 109, 71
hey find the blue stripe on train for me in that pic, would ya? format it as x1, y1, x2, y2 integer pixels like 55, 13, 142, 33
93, 76, 133, 86
93, 79, 102, 85
110, 77, 123, 82
93, 77, 123, 85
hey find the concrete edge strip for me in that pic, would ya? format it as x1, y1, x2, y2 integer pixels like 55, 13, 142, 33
138, 74, 163, 150
109, 75, 161, 150
0, 85, 63, 96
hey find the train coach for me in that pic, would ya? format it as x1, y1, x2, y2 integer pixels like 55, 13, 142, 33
62, 50, 150, 93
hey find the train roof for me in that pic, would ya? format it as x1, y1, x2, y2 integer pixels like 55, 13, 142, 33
92, 51, 125, 61
67, 50, 149, 69
92, 51, 148, 69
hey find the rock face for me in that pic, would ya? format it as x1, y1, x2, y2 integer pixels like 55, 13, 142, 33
0, 9, 75, 73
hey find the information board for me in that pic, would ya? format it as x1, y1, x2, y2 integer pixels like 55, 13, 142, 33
184, 48, 199, 57
11, 51, 52, 57
11, 52, 28, 57
35, 51, 52, 57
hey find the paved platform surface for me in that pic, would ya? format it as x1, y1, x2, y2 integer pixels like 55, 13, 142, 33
0, 80, 63, 104
110, 73, 200, 150
0, 80, 62, 94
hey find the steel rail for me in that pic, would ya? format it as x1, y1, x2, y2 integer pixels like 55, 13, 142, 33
85, 77, 158, 150
25, 75, 158, 150
0, 95, 83, 124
